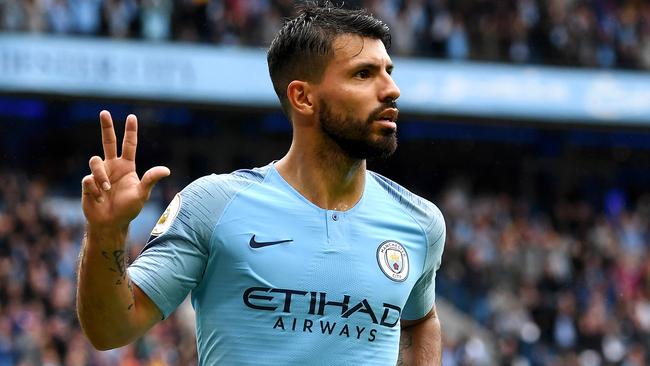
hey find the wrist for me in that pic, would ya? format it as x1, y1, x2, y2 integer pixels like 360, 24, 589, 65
85, 224, 129, 249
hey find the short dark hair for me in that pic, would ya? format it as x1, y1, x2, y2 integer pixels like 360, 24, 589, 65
267, 1, 391, 115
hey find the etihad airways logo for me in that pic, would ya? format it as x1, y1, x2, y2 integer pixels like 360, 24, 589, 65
243, 287, 402, 342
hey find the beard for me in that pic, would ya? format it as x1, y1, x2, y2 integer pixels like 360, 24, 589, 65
319, 99, 398, 160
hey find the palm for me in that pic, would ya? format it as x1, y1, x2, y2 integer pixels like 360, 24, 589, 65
82, 111, 170, 229
84, 160, 141, 226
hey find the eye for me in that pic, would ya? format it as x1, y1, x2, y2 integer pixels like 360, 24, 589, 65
355, 69, 371, 79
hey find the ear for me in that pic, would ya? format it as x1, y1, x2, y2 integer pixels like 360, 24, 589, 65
286, 80, 314, 117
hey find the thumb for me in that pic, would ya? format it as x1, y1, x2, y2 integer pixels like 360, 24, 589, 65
140, 166, 171, 197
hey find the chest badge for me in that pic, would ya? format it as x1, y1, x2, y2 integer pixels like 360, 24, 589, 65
377, 240, 409, 282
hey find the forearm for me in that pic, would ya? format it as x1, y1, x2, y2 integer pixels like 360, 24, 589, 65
76, 226, 155, 350
397, 312, 441, 366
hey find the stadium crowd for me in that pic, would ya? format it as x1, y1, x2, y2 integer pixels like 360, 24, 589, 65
1, 0, 650, 70
438, 184, 650, 365
1, 166, 649, 365
0, 172, 197, 365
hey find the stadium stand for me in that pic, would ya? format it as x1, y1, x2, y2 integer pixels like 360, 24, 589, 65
0, 0, 649, 69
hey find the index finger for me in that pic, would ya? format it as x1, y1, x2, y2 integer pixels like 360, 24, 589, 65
100, 110, 118, 160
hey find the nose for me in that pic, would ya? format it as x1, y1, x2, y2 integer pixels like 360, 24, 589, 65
380, 72, 401, 104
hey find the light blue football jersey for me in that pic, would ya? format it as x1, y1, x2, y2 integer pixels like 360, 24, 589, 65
129, 163, 445, 365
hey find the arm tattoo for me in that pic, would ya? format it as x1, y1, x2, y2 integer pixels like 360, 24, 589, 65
103, 250, 127, 280
397, 330, 413, 366
102, 250, 135, 310
127, 280, 134, 310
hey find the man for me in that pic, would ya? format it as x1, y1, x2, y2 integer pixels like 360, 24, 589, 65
77, 2, 445, 365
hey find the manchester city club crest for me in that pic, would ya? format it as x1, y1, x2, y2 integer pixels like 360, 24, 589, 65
376, 240, 409, 282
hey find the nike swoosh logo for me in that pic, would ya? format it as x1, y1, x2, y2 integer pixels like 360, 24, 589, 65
249, 235, 294, 248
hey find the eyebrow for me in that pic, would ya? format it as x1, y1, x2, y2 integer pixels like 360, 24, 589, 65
351, 61, 394, 73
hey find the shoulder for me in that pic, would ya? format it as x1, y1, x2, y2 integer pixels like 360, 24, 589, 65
367, 170, 445, 244
183, 165, 269, 197
178, 165, 271, 208
146, 165, 272, 245
168, 165, 271, 229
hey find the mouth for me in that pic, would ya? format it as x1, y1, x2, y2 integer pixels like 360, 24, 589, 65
373, 108, 399, 130
375, 108, 399, 123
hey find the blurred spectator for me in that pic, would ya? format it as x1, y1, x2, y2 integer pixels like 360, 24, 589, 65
140, 0, 172, 40
23, 0, 47, 33
103, 0, 138, 38
0, 0, 25, 31
69, 0, 104, 35
45, 0, 74, 34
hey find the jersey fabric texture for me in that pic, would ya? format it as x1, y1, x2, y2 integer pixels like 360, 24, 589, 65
129, 163, 445, 365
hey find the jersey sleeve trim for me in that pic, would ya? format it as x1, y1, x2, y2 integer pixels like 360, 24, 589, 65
129, 267, 176, 319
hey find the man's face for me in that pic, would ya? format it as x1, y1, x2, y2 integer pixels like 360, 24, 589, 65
315, 35, 401, 160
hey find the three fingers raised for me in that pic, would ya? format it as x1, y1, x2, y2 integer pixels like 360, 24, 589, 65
88, 111, 170, 202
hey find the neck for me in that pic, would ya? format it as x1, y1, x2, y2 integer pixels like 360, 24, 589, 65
275, 139, 366, 211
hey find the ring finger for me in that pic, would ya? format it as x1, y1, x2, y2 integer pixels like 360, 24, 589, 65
89, 155, 111, 192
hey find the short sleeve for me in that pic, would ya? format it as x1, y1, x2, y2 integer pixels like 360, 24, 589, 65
401, 204, 446, 320
128, 174, 249, 318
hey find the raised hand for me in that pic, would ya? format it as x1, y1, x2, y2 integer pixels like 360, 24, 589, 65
81, 111, 170, 231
